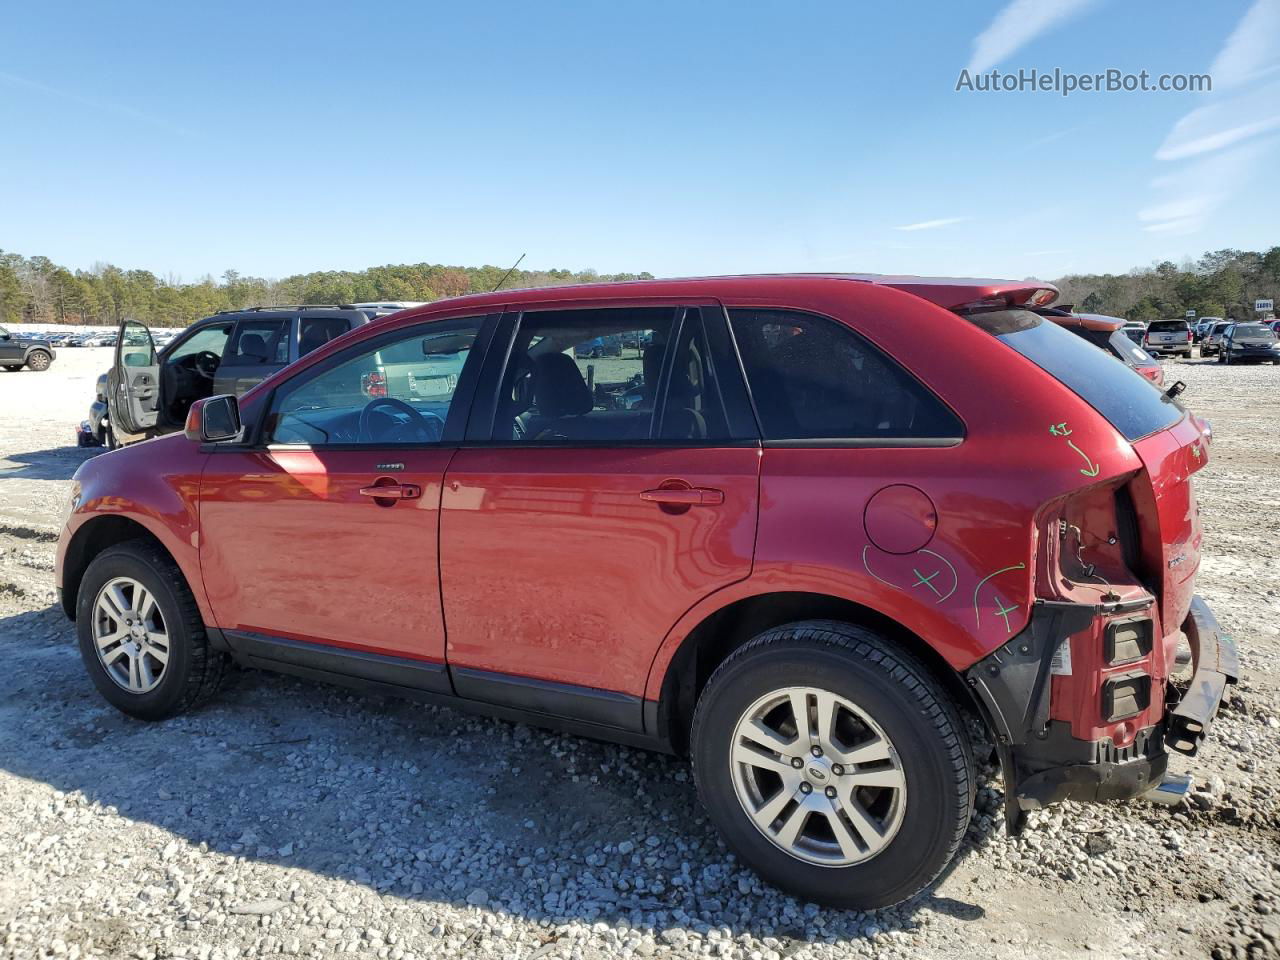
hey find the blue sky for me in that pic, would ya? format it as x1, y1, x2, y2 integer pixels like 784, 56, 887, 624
1, 0, 1277, 282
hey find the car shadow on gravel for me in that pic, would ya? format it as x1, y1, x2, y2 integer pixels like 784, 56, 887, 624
0, 615, 989, 943
0, 444, 99, 480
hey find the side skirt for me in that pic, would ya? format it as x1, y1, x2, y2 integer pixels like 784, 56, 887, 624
218, 629, 672, 754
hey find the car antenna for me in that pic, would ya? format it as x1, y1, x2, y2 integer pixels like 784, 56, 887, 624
491, 253, 526, 293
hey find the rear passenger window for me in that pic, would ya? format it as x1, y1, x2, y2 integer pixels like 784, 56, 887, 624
728, 309, 963, 442
492, 307, 733, 444
299, 318, 349, 356
227, 320, 289, 365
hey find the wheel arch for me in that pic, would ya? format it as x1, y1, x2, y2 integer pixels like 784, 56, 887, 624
60, 516, 194, 621
647, 589, 986, 756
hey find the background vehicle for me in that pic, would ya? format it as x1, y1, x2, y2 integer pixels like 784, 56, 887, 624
59, 274, 1232, 911
106, 306, 374, 446
1036, 307, 1165, 386
1122, 321, 1146, 343
1218, 321, 1280, 365
1200, 319, 1233, 358
1193, 317, 1221, 343
77, 373, 113, 448
1142, 319, 1192, 357
0, 325, 56, 371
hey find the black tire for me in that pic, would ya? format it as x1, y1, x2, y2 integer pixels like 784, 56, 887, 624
691, 620, 973, 910
103, 424, 118, 450
25, 350, 51, 371
75, 539, 227, 721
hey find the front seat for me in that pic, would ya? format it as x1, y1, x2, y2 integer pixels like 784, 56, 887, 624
530, 353, 592, 439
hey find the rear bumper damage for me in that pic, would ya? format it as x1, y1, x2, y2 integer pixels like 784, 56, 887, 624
1165, 596, 1238, 755
964, 594, 1236, 833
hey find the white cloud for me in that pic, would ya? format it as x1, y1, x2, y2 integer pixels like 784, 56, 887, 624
894, 217, 968, 232
0, 70, 202, 140
1208, 0, 1280, 90
1138, 138, 1275, 234
1155, 81, 1280, 160
967, 0, 1101, 73
1138, 0, 1280, 235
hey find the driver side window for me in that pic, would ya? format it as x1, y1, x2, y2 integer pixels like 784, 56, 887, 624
267, 315, 487, 446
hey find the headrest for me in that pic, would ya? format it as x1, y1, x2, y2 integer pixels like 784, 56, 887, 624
534, 352, 592, 418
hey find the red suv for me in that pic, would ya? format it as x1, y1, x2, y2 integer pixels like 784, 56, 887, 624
56, 275, 1235, 910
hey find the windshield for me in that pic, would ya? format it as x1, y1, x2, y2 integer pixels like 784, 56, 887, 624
1146, 320, 1188, 332
967, 309, 1183, 441
1232, 323, 1276, 339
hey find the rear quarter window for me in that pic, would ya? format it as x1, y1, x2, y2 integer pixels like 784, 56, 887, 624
728, 308, 963, 443
968, 310, 1183, 442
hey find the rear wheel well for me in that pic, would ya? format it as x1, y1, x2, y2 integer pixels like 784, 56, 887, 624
61, 517, 171, 619
655, 591, 983, 755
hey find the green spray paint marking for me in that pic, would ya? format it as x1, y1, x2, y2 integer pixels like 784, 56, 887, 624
912, 568, 943, 598
972, 563, 1027, 629
993, 595, 1019, 634
1049, 422, 1100, 477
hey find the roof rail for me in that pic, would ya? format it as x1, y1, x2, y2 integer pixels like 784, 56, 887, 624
214, 304, 359, 314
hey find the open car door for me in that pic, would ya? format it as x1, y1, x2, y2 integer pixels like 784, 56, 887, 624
112, 320, 159, 436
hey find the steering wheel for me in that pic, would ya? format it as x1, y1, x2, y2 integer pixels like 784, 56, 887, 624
192, 350, 220, 379
357, 397, 444, 444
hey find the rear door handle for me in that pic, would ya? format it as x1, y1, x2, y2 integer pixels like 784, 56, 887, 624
359, 483, 422, 500
640, 486, 724, 506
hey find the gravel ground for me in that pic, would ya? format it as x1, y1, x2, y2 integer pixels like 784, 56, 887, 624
1, 350, 1278, 960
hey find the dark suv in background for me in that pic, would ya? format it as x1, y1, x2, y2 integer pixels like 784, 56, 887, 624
106, 306, 379, 446
0, 325, 56, 371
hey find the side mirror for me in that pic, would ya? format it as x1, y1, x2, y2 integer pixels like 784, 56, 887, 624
185, 395, 242, 443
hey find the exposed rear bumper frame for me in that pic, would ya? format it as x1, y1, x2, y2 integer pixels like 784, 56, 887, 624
1166, 595, 1238, 756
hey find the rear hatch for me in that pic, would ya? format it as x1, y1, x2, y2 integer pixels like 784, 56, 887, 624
1128, 416, 1207, 636
962, 307, 1205, 637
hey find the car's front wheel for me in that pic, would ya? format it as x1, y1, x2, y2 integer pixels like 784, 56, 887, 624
691, 621, 973, 910
76, 540, 227, 721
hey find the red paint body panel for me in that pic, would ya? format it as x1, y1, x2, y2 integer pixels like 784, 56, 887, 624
56, 433, 214, 622
198, 447, 452, 663
440, 446, 760, 696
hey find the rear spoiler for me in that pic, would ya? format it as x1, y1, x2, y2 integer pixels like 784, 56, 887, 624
848, 275, 1059, 312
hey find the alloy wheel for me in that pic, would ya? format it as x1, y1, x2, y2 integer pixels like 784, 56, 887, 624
93, 576, 169, 693
729, 686, 907, 866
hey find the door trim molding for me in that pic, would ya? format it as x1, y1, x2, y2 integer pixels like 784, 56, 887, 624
452, 666, 643, 732
223, 630, 452, 695
221, 630, 648, 737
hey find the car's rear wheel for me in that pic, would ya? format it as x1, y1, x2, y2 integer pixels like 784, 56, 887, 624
691, 620, 973, 910
26, 350, 51, 371
76, 540, 227, 720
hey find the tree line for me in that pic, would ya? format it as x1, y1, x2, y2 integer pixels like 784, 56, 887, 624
1, 245, 1276, 328
0, 252, 654, 327
1055, 247, 1280, 322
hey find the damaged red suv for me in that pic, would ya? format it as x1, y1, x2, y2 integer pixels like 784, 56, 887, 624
57, 275, 1236, 909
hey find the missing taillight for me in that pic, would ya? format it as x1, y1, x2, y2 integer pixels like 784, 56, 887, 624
1105, 617, 1153, 665
1102, 672, 1151, 721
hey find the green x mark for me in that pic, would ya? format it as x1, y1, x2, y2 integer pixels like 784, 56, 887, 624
993, 594, 1019, 633
912, 568, 943, 598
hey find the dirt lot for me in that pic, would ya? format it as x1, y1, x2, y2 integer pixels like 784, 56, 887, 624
1, 348, 1278, 960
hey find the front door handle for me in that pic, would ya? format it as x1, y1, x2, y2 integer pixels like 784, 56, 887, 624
640, 486, 725, 506
359, 482, 422, 501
